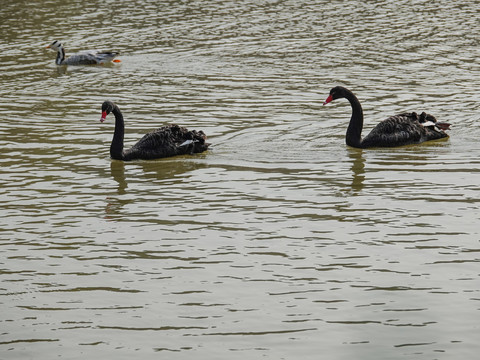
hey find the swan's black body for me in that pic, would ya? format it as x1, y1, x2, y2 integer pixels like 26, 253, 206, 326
100, 101, 210, 161
323, 86, 450, 148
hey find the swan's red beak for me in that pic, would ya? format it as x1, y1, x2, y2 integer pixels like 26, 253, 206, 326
323, 95, 333, 106
100, 111, 107, 123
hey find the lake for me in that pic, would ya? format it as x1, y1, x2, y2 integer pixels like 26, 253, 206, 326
1, 0, 479, 359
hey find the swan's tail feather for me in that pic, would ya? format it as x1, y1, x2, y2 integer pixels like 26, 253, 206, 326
435, 122, 451, 131
422, 121, 451, 131
415, 112, 450, 131
178, 139, 195, 147
421, 121, 436, 127
178, 136, 210, 155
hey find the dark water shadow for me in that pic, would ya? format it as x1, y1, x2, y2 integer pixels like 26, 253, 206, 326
105, 155, 209, 218
110, 160, 128, 195
347, 148, 366, 193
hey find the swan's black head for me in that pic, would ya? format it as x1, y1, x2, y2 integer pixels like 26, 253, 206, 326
323, 86, 349, 105
100, 101, 116, 122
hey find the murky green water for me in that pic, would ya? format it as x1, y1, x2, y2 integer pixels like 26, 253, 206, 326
1, 0, 479, 359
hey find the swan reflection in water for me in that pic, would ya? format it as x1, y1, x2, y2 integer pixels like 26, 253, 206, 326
348, 148, 366, 193
110, 160, 127, 195
105, 157, 209, 218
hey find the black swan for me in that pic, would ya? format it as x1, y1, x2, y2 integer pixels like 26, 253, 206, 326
323, 86, 451, 148
46, 40, 120, 65
99, 101, 210, 161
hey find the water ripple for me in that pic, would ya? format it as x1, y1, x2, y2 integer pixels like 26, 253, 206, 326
1, 0, 480, 359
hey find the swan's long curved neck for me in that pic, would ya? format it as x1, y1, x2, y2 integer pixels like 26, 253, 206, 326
55, 47, 66, 65
344, 91, 364, 148
110, 106, 125, 160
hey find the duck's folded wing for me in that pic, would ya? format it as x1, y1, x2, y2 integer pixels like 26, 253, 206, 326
86, 50, 119, 63
64, 53, 100, 65
64, 51, 119, 65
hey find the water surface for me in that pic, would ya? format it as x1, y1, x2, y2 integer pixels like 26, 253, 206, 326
1, 1, 479, 359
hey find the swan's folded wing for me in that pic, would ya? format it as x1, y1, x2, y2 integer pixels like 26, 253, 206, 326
361, 115, 424, 147
123, 125, 209, 160
362, 113, 448, 147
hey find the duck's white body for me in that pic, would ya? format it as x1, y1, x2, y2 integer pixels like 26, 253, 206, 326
46, 40, 120, 65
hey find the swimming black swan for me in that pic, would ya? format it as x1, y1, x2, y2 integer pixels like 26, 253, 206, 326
100, 101, 210, 161
46, 40, 120, 65
323, 86, 450, 148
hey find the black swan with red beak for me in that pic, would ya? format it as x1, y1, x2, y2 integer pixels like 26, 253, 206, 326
100, 101, 210, 161
323, 86, 450, 148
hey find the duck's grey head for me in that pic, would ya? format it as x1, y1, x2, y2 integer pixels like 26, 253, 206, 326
100, 101, 116, 122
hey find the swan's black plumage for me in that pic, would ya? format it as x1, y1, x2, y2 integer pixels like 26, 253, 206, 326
323, 86, 450, 148
100, 101, 210, 161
